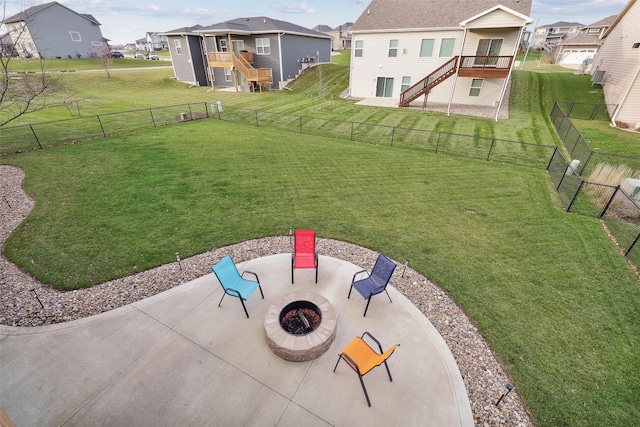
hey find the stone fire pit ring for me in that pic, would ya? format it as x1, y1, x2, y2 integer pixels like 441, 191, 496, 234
264, 291, 337, 362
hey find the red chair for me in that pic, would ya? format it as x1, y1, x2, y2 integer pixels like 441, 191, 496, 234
291, 229, 318, 283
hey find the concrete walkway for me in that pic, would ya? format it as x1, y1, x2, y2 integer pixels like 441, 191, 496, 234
0, 254, 473, 426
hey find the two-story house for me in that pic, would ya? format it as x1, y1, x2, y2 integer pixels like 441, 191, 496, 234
164, 17, 331, 91
554, 15, 617, 70
348, 0, 531, 119
4, 1, 106, 59
530, 21, 583, 52
591, 0, 640, 130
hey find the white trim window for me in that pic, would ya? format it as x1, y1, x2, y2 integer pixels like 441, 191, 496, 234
469, 79, 484, 97
91, 41, 103, 47
70, 31, 81, 42
219, 39, 228, 52
256, 38, 270, 55
376, 77, 394, 98
401, 76, 411, 92
419, 39, 434, 57
439, 38, 455, 57
174, 39, 183, 55
224, 67, 232, 82
388, 39, 398, 57
354, 40, 363, 57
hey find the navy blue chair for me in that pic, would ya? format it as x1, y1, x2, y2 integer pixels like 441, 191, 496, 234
348, 254, 396, 316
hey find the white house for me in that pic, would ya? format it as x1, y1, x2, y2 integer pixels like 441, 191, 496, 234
348, 0, 532, 120
591, 0, 640, 130
555, 15, 617, 71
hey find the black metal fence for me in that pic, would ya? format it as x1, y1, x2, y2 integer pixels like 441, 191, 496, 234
211, 105, 557, 168
0, 102, 209, 155
548, 102, 640, 264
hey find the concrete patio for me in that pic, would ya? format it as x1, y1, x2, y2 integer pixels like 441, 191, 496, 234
0, 254, 473, 426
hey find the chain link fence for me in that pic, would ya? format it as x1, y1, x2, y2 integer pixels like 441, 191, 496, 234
212, 105, 557, 167
549, 102, 640, 265
0, 103, 209, 155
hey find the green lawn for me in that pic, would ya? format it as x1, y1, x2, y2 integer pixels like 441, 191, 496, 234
2, 120, 639, 427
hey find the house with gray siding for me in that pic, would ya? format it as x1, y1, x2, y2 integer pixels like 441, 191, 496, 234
4, 1, 106, 59
165, 17, 331, 91
162, 25, 208, 87
349, 0, 532, 120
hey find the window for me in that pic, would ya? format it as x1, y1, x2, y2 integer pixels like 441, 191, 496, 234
475, 38, 502, 65
588, 28, 599, 34
439, 38, 455, 57
419, 39, 434, 57
224, 67, 232, 82
219, 39, 228, 52
70, 31, 81, 42
388, 39, 398, 57
376, 77, 394, 98
91, 41, 103, 47
174, 39, 183, 55
401, 76, 411, 92
232, 40, 245, 54
354, 40, 363, 57
469, 79, 484, 96
256, 38, 270, 55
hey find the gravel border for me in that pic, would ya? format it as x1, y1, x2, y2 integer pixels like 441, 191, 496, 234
1, 164, 533, 426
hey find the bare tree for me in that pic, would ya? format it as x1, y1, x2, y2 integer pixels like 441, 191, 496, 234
0, 2, 61, 126
90, 47, 113, 79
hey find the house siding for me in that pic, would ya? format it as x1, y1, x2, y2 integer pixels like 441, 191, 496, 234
594, 0, 640, 127
349, 4, 529, 110
9, 3, 104, 59
167, 35, 196, 84
280, 34, 332, 83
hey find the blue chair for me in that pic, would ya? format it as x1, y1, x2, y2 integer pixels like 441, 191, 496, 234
348, 254, 396, 316
212, 255, 264, 318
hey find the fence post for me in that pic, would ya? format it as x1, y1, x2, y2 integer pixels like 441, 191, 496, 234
436, 132, 441, 153
149, 109, 156, 127
350, 122, 353, 141
391, 127, 395, 147
255, 110, 259, 127
590, 103, 601, 120
487, 138, 495, 161
205, 102, 210, 118
599, 185, 620, 219
546, 146, 558, 171
566, 180, 585, 212
29, 125, 42, 149
96, 115, 106, 137
581, 150, 594, 175
188, 104, 193, 120
624, 232, 640, 257
563, 119, 573, 142
566, 101, 575, 117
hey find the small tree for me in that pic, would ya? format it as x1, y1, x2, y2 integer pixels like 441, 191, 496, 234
0, 2, 60, 126
91, 47, 113, 79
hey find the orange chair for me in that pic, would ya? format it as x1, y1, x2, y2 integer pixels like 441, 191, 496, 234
291, 229, 318, 283
333, 332, 400, 407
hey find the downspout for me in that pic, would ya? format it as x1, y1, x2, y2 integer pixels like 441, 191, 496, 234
348, 32, 355, 97
610, 64, 640, 127
278, 32, 284, 89
495, 24, 527, 122
447, 27, 467, 116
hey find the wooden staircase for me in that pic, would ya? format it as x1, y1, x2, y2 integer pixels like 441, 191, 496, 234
207, 51, 272, 91
399, 57, 458, 108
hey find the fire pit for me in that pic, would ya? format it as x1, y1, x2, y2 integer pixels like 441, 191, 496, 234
265, 291, 337, 362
